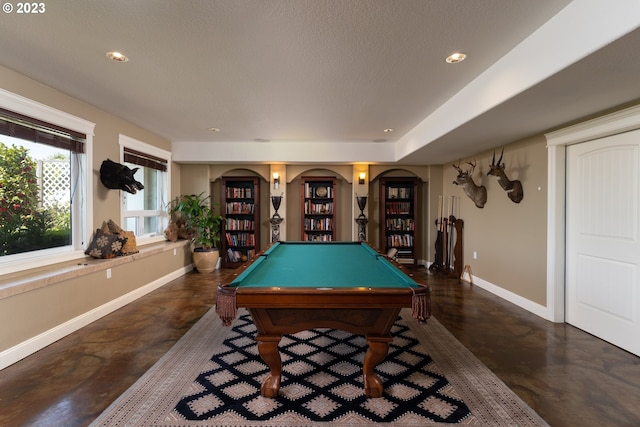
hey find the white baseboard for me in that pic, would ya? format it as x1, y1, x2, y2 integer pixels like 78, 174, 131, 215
0, 265, 193, 370
418, 262, 549, 319
470, 275, 550, 320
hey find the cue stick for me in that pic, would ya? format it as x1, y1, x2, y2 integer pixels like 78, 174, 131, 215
435, 195, 443, 268
447, 195, 454, 271
442, 195, 447, 269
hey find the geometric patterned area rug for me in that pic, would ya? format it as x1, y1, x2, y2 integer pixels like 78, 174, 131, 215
91, 308, 549, 427
175, 313, 470, 424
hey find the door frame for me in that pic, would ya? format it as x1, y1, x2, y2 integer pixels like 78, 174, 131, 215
544, 104, 640, 322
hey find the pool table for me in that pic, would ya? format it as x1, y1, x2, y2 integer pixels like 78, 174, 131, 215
216, 241, 430, 398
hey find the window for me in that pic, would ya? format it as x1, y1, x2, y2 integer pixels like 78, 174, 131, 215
0, 88, 94, 272
119, 135, 170, 240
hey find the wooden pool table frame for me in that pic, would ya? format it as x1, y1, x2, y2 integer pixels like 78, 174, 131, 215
216, 241, 431, 398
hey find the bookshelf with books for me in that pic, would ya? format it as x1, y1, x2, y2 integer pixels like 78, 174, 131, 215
380, 177, 418, 265
222, 177, 260, 268
301, 176, 337, 241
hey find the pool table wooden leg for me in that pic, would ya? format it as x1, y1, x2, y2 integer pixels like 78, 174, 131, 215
363, 335, 393, 398
256, 334, 282, 398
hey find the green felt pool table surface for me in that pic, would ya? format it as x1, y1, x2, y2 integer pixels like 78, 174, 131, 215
230, 241, 419, 289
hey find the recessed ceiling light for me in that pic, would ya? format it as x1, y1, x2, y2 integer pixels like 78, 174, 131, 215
208, 127, 221, 132
105, 51, 129, 62
383, 128, 394, 133
446, 52, 466, 64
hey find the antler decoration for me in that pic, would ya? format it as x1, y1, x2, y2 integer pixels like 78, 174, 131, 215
487, 149, 523, 203
452, 160, 487, 208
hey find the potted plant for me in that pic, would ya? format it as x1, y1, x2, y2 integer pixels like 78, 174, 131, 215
168, 192, 224, 273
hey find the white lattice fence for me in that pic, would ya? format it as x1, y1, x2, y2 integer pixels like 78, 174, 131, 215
39, 160, 70, 209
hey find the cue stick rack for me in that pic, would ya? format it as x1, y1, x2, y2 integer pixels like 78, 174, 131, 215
429, 195, 463, 280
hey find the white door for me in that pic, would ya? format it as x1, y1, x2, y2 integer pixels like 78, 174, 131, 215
566, 129, 640, 356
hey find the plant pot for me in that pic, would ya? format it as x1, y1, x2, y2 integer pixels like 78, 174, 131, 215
192, 248, 220, 273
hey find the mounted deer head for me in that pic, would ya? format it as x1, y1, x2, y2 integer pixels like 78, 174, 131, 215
452, 161, 487, 208
487, 149, 523, 203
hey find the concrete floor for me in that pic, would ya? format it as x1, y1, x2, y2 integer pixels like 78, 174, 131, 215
1, 267, 639, 426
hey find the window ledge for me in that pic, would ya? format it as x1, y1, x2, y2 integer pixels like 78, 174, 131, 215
0, 240, 190, 301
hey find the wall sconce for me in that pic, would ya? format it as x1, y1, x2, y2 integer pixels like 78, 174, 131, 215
273, 172, 280, 189
358, 172, 366, 185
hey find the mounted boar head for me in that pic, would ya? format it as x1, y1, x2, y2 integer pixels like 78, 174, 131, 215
100, 159, 144, 194
453, 161, 487, 208
487, 149, 523, 203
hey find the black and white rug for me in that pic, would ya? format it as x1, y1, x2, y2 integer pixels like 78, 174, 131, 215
91, 308, 549, 426
174, 313, 470, 424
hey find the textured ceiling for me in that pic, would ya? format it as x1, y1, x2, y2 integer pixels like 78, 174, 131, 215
1, 1, 639, 164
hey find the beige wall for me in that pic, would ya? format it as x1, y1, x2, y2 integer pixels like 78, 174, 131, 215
0, 65, 174, 227
426, 165, 444, 265
0, 65, 192, 361
0, 244, 191, 352
180, 164, 211, 197
440, 136, 548, 305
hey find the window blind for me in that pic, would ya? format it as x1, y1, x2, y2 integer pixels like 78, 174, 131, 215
123, 147, 168, 172
0, 107, 85, 153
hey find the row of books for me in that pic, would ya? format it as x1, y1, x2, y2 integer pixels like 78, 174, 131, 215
225, 202, 254, 214
395, 251, 416, 264
225, 232, 256, 247
304, 201, 333, 214
304, 184, 333, 199
225, 187, 253, 199
226, 248, 256, 262
386, 187, 413, 199
385, 201, 412, 215
304, 218, 334, 230
385, 218, 415, 230
304, 233, 333, 241
225, 218, 255, 230
387, 234, 414, 247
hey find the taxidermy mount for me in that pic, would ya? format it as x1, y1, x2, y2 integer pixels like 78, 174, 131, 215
487, 149, 523, 203
100, 159, 144, 194
452, 161, 487, 208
